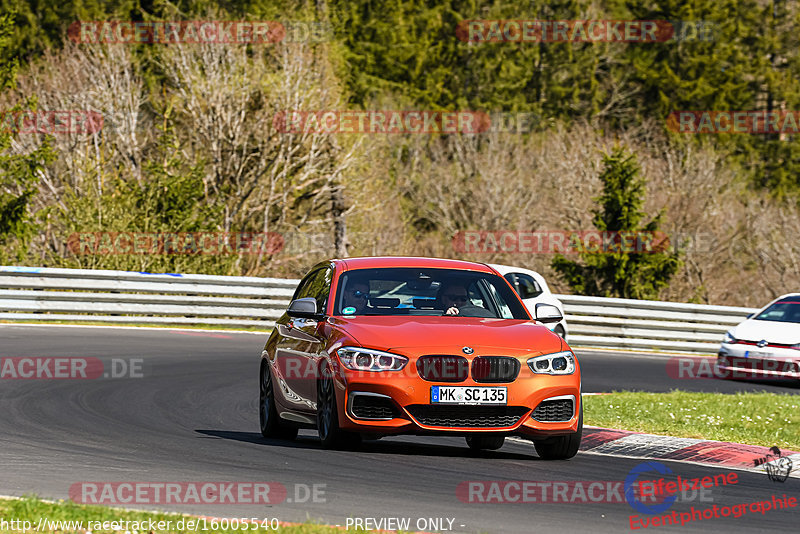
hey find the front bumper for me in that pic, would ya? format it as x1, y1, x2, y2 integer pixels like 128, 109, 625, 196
332, 365, 581, 438
717, 342, 800, 379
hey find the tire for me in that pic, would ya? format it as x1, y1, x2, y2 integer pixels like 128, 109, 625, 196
533, 401, 582, 460
554, 324, 566, 340
317, 363, 361, 450
465, 434, 505, 451
259, 361, 298, 440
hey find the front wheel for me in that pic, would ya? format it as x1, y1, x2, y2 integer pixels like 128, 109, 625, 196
316, 363, 361, 450
533, 402, 582, 460
259, 362, 298, 440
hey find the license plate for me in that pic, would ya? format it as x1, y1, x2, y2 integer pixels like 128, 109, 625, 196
431, 386, 507, 405
744, 350, 772, 359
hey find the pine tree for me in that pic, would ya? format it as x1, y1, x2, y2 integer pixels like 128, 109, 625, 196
551, 146, 682, 300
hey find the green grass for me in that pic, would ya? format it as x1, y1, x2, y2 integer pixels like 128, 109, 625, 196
583, 390, 800, 450
0, 496, 368, 534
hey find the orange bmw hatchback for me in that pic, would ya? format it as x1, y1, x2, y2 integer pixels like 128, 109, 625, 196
259, 256, 582, 459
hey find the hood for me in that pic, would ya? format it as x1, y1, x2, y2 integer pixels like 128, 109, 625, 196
731, 319, 800, 345
327, 316, 564, 356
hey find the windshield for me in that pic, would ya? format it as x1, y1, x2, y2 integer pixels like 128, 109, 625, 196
754, 299, 800, 324
334, 267, 529, 319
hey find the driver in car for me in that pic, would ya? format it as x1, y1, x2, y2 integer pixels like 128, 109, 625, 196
342, 280, 370, 315
438, 282, 494, 317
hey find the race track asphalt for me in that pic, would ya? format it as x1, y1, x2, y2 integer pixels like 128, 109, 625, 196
0, 325, 796, 533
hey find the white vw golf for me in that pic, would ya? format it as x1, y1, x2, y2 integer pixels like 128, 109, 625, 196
718, 293, 800, 379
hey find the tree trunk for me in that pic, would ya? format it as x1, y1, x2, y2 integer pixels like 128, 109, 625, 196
331, 183, 347, 257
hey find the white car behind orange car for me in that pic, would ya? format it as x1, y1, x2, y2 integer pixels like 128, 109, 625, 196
718, 293, 800, 379
489, 264, 568, 340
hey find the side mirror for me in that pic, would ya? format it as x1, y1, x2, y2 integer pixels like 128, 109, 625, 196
287, 297, 323, 320
746, 313, 754, 319
535, 303, 563, 324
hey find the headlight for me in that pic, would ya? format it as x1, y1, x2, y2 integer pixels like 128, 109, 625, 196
336, 347, 408, 372
723, 331, 738, 344
527, 351, 575, 375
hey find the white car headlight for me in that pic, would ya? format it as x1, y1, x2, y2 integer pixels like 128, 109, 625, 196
527, 351, 575, 375
336, 347, 408, 372
723, 331, 738, 344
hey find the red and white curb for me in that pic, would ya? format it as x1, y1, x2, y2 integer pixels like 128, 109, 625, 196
579, 426, 800, 479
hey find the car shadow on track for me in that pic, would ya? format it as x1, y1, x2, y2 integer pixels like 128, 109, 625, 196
194, 429, 540, 460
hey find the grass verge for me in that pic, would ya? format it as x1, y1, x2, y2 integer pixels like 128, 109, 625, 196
583, 390, 799, 450
0, 496, 364, 534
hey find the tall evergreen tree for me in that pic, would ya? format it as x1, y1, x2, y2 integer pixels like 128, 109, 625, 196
551, 146, 682, 300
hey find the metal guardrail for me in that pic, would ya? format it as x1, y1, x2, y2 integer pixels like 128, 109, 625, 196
558, 294, 757, 354
0, 266, 299, 328
0, 266, 756, 353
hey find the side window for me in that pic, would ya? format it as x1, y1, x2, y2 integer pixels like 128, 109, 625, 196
311, 268, 333, 312
292, 267, 333, 313
292, 271, 317, 300
292, 270, 319, 301
514, 273, 543, 299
